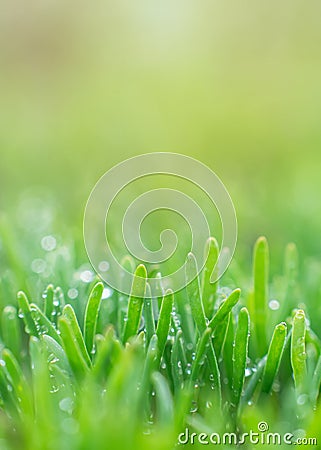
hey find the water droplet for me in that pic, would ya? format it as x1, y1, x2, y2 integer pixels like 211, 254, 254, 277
67, 288, 78, 300
59, 397, 73, 413
31, 259, 46, 274
98, 261, 110, 272
41, 235, 57, 252
269, 299, 280, 311
102, 288, 113, 299
206, 401, 212, 409
297, 394, 308, 406
80, 270, 94, 283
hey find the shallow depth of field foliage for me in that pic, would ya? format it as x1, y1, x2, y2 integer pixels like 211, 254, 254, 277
1, 1, 321, 449
0, 221, 321, 449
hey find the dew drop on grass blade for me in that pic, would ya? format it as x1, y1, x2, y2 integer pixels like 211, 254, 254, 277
84, 281, 104, 356
122, 265, 147, 344
261, 322, 287, 394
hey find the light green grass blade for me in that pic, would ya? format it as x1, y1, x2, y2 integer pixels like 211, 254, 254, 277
208, 289, 241, 331
190, 327, 212, 384
63, 304, 91, 367
1, 306, 21, 360
152, 372, 174, 427
143, 283, 155, 347
58, 316, 90, 381
232, 307, 250, 409
122, 265, 147, 344
186, 252, 207, 333
84, 281, 104, 355
156, 289, 173, 363
201, 237, 219, 319
44, 284, 54, 318
291, 309, 307, 393
42, 334, 72, 375
171, 330, 185, 393
310, 355, 321, 407
29, 303, 62, 345
242, 356, 267, 406
2, 348, 33, 418
17, 291, 39, 337
261, 322, 287, 394
213, 313, 230, 360
185, 253, 221, 401
253, 237, 269, 357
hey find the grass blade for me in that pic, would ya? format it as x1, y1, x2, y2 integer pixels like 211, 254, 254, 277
156, 289, 173, 363
291, 309, 307, 393
63, 304, 91, 367
143, 283, 155, 347
208, 289, 241, 331
29, 303, 62, 345
152, 372, 174, 427
1, 306, 21, 360
2, 348, 33, 417
253, 237, 269, 357
232, 307, 250, 409
58, 316, 90, 381
84, 281, 104, 356
186, 252, 206, 333
17, 291, 39, 337
201, 237, 219, 319
122, 265, 147, 344
261, 322, 287, 394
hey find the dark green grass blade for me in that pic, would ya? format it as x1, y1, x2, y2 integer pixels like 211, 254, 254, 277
63, 304, 91, 367
1, 306, 21, 360
29, 303, 62, 345
213, 313, 230, 360
201, 237, 219, 319
2, 349, 33, 417
291, 309, 307, 393
242, 356, 267, 406
261, 322, 287, 394
208, 289, 241, 331
83, 282, 104, 356
58, 316, 90, 381
156, 289, 173, 363
17, 291, 39, 337
232, 307, 250, 409
122, 265, 147, 344
253, 237, 269, 357
222, 313, 235, 392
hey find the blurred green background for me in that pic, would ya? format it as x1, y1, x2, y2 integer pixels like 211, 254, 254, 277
1, 0, 321, 264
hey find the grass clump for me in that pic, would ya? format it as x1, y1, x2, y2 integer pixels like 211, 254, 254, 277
0, 231, 320, 450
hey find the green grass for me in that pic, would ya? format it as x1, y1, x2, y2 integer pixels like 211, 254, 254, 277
0, 228, 321, 450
